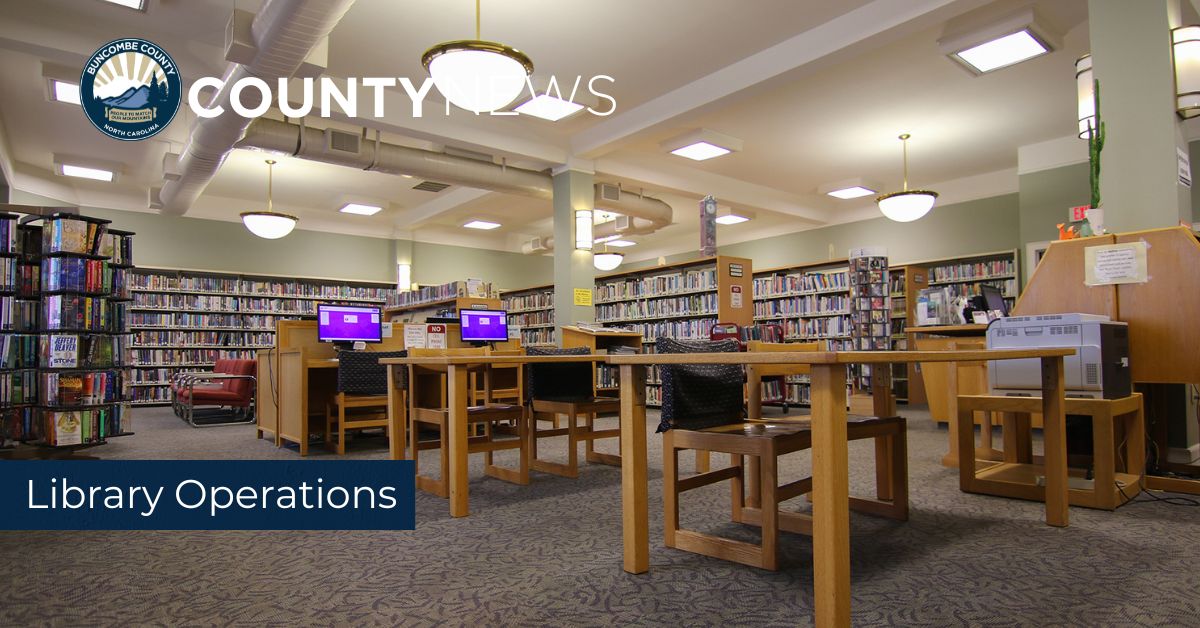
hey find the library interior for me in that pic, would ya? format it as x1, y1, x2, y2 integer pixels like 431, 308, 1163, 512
1, 0, 1199, 626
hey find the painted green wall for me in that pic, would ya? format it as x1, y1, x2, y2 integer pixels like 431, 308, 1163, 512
1016, 162, 1090, 285
411, 240, 552, 290
625, 193, 1021, 273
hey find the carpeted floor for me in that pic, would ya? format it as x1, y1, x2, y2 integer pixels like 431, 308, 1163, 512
2, 405, 1198, 627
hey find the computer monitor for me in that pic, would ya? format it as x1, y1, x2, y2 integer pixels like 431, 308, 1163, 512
980, 283, 1008, 317
459, 309, 509, 344
317, 304, 383, 344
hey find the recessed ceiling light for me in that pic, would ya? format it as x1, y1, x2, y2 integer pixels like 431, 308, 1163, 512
60, 164, 115, 182
98, 0, 146, 10
463, 220, 501, 230
339, 203, 383, 216
661, 129, 743, 161
953, 30, 1048, 73
826, 186, 877, 200
514, 94, 585, 121
51, 80, 80, 105
594, 234, 621, 244
607, 240, 636, 247
714, 206, 753, 225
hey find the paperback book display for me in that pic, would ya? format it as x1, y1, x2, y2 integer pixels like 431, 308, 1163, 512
0, 212, 136, 449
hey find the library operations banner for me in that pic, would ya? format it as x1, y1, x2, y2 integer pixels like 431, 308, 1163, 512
0, 461, 415, 530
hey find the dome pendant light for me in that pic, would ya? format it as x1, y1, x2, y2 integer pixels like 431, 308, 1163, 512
593, 243, 624, 271
422, 0, 534, 114
240, 160, 298, 239
875, 134, 939, 223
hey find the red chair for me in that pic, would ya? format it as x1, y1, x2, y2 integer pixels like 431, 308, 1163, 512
175, 359, 257, 427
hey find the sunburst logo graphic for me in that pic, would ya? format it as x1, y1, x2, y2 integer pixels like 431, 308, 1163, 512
80, 38, 180, 141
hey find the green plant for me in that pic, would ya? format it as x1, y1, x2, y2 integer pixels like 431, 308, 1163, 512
1087, 78, 1105, 209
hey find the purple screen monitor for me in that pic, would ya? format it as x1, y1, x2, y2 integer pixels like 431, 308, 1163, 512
459, 309, 509, 342
317, 304, 383, 343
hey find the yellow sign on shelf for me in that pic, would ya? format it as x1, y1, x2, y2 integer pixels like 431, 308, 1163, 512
573, 288, 593, 306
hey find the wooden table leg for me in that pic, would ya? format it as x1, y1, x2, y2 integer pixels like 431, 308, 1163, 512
1041, 357, 1068, 527
811, 363, 851, 627
1128, 394, 1146, 486
447, 364, 470, 518
387, 365, 405, 461
747, 364, 763, 420
620, 364, 649, 574
941, 361, 959, 467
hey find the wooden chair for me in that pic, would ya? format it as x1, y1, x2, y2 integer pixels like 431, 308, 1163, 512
524, 346, 620, 478
659, 338, 908, 571
471, 348, 523, 406
408, 347, 529, 497
325, 350, 408, 455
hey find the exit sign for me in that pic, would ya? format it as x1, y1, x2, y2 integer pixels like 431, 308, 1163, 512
1070, 205, 1090, 221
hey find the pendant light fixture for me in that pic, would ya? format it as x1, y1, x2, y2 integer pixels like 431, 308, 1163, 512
422, 0, 533, 114
593, 248, 624, 271
875, 134, 938, 223
240, 159, 297, 239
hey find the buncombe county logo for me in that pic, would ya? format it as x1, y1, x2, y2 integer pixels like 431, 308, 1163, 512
81, 38, 180, 141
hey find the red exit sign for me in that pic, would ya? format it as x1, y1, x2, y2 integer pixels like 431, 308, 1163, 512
1070, 205, 1089, 221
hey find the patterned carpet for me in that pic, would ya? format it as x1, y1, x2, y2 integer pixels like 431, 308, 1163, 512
1, 405, 1198, 627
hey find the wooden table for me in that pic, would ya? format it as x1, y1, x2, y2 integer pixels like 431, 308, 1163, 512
608, 348, 1073, 628
379, 354, 607, 518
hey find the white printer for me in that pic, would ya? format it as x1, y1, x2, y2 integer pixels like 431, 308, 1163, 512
987, 313, 1131, 399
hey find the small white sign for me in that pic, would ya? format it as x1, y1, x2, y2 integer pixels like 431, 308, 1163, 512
1179, 147, 1192, 188
381, 322, 393, 338
403, 324, 427, 349
730, 285, 743, 308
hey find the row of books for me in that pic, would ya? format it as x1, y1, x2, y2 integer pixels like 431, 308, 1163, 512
0, 216, 17, 256
753, 270, 849, 298
929, 258, 1016, 283
0, 299, 38, 332
0, 334, 38, 370
134, 294, 238, 311
596, 293, 719, 322
15, 264, 38, 298
0, 369, 36, 405
44, 296, 127, 332
132, 368, 205, 385
595, 268, 717, 302
753, 294, 849, 319
502, 290, 553, 312
387, 279, 492, 309
108, 232, 134, 267
132, 330, 274, 346
43, 217, 109, 256
891, 296, 907, 317
783, 316, 852, 340
132, 387, 172, 403
131, 348, 256, 365
41, 258, 113, 293
941, 279, 1018, 300
42, 334, 130, 369
132, 274, 391, 301
518, 327, 556, 347
42, 405, 128, 446
888, 271, 906, 294
129, 312, 279, 329
510, 310, 554, 328
619, 318, 717, 342
0, 406, 36, 442
40, 370, 126, 406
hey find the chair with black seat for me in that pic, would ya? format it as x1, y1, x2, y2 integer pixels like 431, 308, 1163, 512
408, 347, 529, 497
325, 349, 408, 455
524, 345, 620, 478
658, 337, 908, 571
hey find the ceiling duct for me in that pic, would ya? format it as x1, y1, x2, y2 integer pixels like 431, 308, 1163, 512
235, 117, 674, 248
156, 0, 357, 215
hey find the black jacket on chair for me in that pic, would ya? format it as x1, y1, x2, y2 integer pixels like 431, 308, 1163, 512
336, 350, 408, 396
656, 338, 744, 432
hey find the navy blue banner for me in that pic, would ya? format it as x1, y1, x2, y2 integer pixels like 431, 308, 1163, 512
0, 460, 414, 530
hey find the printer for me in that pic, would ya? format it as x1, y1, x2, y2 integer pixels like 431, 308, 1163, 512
987, 313, 1131, 399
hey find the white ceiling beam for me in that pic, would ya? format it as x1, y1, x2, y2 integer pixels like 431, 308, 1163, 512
570, 0, 990, 159
394, 187, 492, 230
594, 154, 829, 224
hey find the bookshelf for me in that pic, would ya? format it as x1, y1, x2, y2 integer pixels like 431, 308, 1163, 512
129, 268, 393, 406
885, 264, 928, 404
500, 283, 554, 347
594, 255, 752, 406
920, 249, 1020, 309
0, 212, 136, 449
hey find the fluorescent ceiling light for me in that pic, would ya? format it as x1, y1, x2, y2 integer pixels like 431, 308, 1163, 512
826, 186, 876, 200
463, 220, 501, 230
607, 240, 636, 247
60, 164, 114, 182
594, 234, 621, 244
714, 206, 753, 225
953, 30, 1048, 73
661, 129, 743, 161
99, 0, 146, 9
514, 94, 585, 121
339, 203, 383, 216
51, 80, 80, 105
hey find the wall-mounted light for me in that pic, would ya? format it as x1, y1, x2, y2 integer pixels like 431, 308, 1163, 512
397, 263, 412, 292
575, 209, 593, 250
1174, 26, 1200, 118
1075, 54, 1095, 138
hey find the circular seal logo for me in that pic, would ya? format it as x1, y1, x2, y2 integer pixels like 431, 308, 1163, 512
80, 38, 181, 141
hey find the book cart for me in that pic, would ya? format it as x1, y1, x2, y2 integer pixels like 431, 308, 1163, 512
0, 209, 135, 457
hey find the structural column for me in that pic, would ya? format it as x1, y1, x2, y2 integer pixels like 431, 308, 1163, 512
1088, 0, 1191, 231
552, 166, 596, 334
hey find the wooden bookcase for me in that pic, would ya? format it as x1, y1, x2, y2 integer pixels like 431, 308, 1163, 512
919, 249, 1020, 310
561, 325, 643, 397
500, 283, 554, 347
129, 268, 393, 406
593, 255, 752, 406
886, 264, 929, 404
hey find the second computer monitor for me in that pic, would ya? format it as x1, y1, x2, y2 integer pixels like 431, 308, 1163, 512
459, 309, 509, 343
980, 283, 1009, 317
